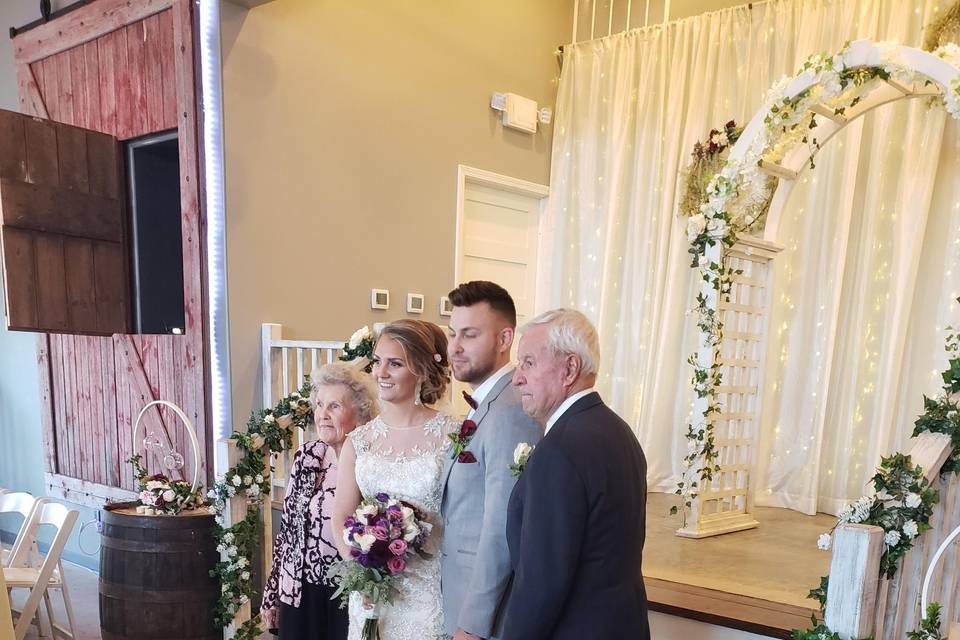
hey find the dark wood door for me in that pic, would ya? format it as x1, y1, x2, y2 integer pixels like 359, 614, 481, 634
0, 108, 130, 335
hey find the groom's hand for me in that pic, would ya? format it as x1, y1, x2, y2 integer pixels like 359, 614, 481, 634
453, 630, 482, 640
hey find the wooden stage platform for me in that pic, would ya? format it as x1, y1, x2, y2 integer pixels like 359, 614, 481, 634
644, 492, 834, 638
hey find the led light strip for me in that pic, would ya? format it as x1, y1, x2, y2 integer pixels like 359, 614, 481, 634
198, 0, 233, 470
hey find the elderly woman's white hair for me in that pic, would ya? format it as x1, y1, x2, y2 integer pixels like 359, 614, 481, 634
520, 308, 600, 376
309, 362, 379, 424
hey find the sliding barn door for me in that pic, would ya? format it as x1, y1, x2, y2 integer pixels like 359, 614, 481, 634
9, 0, 208, 506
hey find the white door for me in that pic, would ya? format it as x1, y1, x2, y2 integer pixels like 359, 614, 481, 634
451, 169, 547, 412
456, 179, 544, 325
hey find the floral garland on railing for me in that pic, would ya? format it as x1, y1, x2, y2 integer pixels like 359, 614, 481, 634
673, 39, 960, 521
207, 380, 314, 638
340, 325, 376, 373
792, 313, 960, 638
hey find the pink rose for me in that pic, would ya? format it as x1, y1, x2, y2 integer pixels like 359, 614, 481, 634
387, 556, 406, 574
372, 527, 389, 541
388, 539, 407, 556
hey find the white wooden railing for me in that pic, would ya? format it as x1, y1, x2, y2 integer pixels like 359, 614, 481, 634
260, 323, 346, 506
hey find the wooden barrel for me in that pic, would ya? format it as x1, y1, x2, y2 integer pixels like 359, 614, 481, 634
99, 506, 220, 640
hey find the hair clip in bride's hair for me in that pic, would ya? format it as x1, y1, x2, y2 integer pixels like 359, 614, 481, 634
433, 353, 442, 363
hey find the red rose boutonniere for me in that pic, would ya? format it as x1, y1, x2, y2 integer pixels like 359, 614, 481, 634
449, 419, 477, 463
450, 392, 479, 463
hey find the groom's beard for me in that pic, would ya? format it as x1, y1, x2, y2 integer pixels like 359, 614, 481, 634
452, 357, 497, 386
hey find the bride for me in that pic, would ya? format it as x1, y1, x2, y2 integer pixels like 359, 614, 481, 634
333, 319, 461, 640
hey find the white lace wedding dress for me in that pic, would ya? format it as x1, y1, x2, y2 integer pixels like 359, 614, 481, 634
347, 412, 460, 640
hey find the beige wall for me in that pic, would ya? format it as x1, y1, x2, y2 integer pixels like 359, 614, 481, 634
221, 1, 572, 420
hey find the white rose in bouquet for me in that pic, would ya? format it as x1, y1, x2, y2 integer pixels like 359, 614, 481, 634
357, 503, 379, 520
354, 532, 377, 554
403, 524, 422, 542
162, 489, 176, 503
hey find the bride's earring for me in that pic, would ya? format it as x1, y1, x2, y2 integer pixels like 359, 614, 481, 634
414, 379, 423, 406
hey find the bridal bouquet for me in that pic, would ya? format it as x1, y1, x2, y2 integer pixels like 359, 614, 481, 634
334, 492, 432, 640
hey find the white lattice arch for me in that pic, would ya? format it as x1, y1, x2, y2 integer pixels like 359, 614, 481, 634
680, 39, 960, 539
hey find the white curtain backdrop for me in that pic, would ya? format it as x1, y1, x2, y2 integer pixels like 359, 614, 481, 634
541, 0, 960, 515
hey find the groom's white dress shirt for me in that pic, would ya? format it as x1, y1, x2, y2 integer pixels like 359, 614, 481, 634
467, 362, 515, 418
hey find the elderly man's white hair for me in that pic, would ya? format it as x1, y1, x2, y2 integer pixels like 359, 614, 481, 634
520, 308, 600, 376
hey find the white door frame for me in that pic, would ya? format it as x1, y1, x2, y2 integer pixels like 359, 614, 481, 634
453, 164, 550, 289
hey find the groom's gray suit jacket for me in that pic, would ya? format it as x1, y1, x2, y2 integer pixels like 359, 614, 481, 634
439, 371, 541, 639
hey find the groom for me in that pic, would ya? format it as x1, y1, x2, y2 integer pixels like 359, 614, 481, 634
500, 308, 650, 640
440, 281, 542, 640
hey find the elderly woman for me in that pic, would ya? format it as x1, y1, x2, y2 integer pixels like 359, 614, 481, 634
262, 362, 379, 639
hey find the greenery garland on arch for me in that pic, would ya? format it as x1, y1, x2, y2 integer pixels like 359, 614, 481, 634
671, 38, 960, 638
673, 40, 960, 521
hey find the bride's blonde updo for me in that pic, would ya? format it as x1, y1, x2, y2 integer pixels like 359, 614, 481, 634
377, 319, 450, 405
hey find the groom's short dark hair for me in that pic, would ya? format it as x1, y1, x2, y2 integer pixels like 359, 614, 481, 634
448, 281, 517, 327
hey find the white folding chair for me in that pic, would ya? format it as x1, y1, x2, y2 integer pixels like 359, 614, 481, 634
0, 492, 46, 569
3, 502, 78, 640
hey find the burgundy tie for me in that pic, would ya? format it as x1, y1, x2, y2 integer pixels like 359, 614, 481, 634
462, 390, 478, 411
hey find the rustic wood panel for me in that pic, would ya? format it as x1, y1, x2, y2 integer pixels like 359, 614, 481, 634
0, 110, 28, 181
14, 0, 207, 493
158, 9, 176, 128
23, 114, 58, 185
61, 335, 77, 478
56, 122, 89, 192
34, 234, 69, 331
51, 336, 68, 478
0, 227, 38, 329
0, 178, 123, 241
36, 335, 57, 474
100, 338, 119, 486
17, 63, 48, 118
63, 238, 97, 330
13, 0, 174, 65
92, 241, 128, 333
113, 334, 134, 492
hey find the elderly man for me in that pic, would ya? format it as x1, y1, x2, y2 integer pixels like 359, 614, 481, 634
499, 308, 650, 640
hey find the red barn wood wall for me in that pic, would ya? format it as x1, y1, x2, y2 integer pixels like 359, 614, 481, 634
13, 0, 208, 503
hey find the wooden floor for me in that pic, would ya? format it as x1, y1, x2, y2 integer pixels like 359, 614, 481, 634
645, 492, 835, 637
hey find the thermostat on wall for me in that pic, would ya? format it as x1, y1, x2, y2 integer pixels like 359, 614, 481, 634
439, 297, 453, 317
371, 289, 390, 310
407, 293, 425, 314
